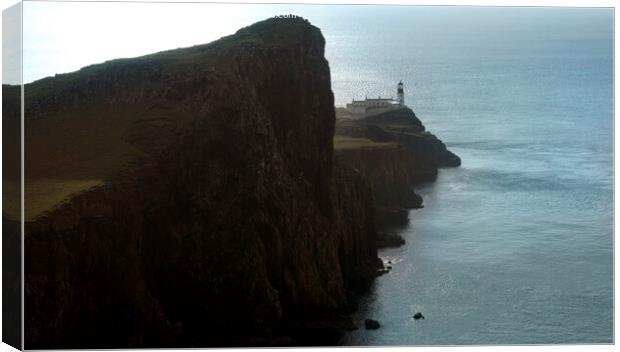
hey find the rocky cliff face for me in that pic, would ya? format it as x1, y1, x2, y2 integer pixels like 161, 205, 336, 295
334, 107, 460, 230
354, 107, 461, 169
335, 146, 423, 229
24, 18, 379, 348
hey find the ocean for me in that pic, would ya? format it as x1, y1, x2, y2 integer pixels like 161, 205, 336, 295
319, 6, 614, 345
22, 3, 614, 346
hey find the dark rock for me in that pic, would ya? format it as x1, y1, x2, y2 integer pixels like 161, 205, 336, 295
397, 131, 461, 168
375, 207, 410, 229
402, 190, 424, 209
333, 110, 459, 232
344, 290, 359, 313
376, 232, 406, 248
363, 124, 397, 142
364, 319, 380, 330
358, 109, 460, 168
413, 312, 425, 320
335, 144, 431, 216
376, 268, 390, 276
22, 17, 381, 349
359, 107, 425, 133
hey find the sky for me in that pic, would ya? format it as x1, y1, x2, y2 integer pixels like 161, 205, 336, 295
2, 1, 20, 84
7, 1, 614, 85
20, 1, 319, 84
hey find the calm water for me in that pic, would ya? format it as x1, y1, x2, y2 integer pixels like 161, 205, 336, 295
23, 4, 613, 346
320, 6, 614, 345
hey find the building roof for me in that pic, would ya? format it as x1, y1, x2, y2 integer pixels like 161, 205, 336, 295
351, 97, 396, 103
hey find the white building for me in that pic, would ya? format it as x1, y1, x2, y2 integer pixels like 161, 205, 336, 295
345, 81, 406, 116
397, 80, 404, 106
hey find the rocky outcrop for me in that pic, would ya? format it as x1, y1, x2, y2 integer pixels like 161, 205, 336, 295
335, 146, 426, 208
355, 107, 461, 168
364, 319, 380, 330
334, 107, 460, 230
332, 160, 382, 290
375, 232, 406, 248
23, 18, 380, 348
335, 145, 424, 228
395, 131, 462, 168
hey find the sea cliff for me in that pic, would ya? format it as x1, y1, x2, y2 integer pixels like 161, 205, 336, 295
16, 17, 458, 348
334, 107, 460, 232
23, 17, 381, 348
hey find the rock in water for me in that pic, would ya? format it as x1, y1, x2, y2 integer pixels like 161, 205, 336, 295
365, 319, 381, 330
413, 312, 425, 320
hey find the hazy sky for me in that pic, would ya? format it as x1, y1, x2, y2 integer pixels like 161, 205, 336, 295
3, 2, 21, 84
16, 2, 613, 86
21, 2, 322, 84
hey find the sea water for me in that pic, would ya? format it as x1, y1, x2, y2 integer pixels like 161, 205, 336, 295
316, 6, 613, 345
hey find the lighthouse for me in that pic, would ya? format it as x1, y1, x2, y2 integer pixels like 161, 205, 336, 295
397, 80, 405, 107
344, 82, 404, 115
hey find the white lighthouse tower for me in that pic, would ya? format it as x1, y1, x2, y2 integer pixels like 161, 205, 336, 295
397, 80, 405, 107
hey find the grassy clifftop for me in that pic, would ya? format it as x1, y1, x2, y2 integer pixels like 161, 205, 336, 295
14, 16, 324, 221
334, 135, 397, 150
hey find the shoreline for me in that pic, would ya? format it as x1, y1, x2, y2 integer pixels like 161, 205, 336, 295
329, 105, 460, 343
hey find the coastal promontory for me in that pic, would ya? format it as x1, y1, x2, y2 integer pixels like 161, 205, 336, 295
12, 16, 459, 348
21, 17, 379, 348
